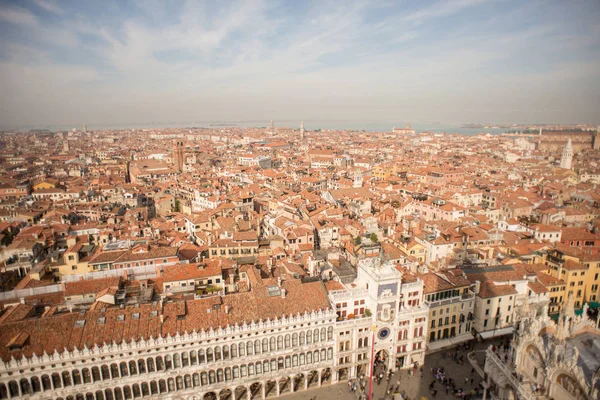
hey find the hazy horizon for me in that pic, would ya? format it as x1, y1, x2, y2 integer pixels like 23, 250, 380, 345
1, 0, 599, 126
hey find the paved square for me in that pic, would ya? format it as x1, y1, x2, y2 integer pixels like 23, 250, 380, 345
282, 336, 509, 400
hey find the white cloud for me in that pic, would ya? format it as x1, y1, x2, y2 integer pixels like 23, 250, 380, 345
32, 0, 64, 15
0, 5, 37, 26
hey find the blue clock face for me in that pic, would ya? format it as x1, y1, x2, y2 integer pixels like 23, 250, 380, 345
378, 328, 390, 340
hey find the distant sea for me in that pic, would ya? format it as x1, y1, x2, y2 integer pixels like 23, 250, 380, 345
2, 120, 507, 136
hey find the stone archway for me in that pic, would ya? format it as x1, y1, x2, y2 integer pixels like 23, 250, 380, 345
553, 372, 587, 400
234, 386, 247, 400
292, 373, 305, 391
219, 388, 232, 400
321, 368, 332, 385
338, 368, 349, 381
307, 371, 319, 388
279, 377, 291, 394
249, 382, 262, 400
203, 392, 217, 400
264, 380, 277, 397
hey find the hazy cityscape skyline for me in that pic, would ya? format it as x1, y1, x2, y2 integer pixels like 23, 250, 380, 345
1, 0, 600, 126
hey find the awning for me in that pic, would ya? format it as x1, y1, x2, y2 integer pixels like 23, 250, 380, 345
588, 302, 599, 309
479, 326, 514, 339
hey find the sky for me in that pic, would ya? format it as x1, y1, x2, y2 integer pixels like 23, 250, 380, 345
0, 0, 599, 128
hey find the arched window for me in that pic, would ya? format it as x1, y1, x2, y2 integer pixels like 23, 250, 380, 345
83, 368, 92, 383
300, 353, 305, 365
132, 384, 141, 398
192, 373, 200, 387
62, 371, 72, 387
217, 369, 224, 382
232, 367, 239, 379
120, 363, 129, 377
321, 349, 326, 361
278, 357, 284, 370
225, 368, 232, 381
175, 376, 183, 391
165, 355, 173, 370
246, 341, 253, 355
277, 336, 283, 350
214, 346, 221, 361
307, 351, 312, 364
263, 360, 270, 373
313, 329, 319, 342
129, 360, 138, 375
158, 380, 167, 394
327, 326, 334, 340
285, 334, 291, 348
72, 369, 82, 385
292, 333, 298, 347
92, 367, 101, 382
262, 338, 269, 352
101, 365, 110, 380
230, 344, 237, 358
167, 378, 175, 392
141, 382, 150, 396
320, 328, 326, 341
270, 337, 276, 351
147, 358, 155, 373
364, 337, 369, 347
299, 331, 305, 345
292, 354, 298, 367
327, 347, 333, 360
248, 364, 254, 376
52, 373, 62, 389
307, 330, 313, 344
181, 352, 189, 367
184, 375, 191, 389
31, 376, 41, 393
190, 351, 197, 365
173, 353, 181, 368
150, 381, 158, 395
41, 375, 52, 391
222, 345, 229, 360
256, 362, 262, 374
20, 378, 31, 395
240, 365, 247, 377
198, 350, 205, 364
206, 348, 213, 363
238, 343, 245, 356
201, 372, 208, 385
254, 339, 261, 354
156, 356, 164, 371
314, 350, 320, 362
285, 356, 291, 368
8, 381, 19, 398
270, 359, 277, 371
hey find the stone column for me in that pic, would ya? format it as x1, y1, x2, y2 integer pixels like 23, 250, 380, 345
290, 375, 295, 393
261, 382, 266, 399
246, 385, 251, 400
304, 373, 308, 391
318, 370, 322, 387
276, 381, 280, 396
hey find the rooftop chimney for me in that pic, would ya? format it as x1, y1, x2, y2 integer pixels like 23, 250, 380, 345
281, 288, 286, 299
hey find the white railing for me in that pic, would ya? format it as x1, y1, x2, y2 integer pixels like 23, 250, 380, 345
486, 348, 533, 400
328, 288, 369, 301
0, 284, 63, 301
61, 261, 183, 282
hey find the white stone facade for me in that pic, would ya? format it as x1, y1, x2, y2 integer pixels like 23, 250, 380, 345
0, 310, 338, 400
